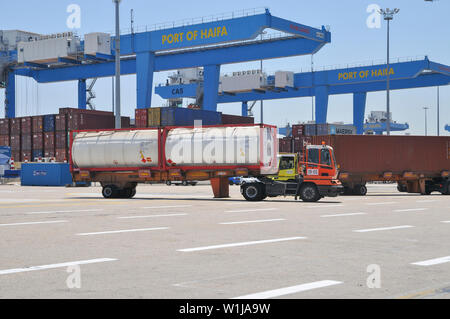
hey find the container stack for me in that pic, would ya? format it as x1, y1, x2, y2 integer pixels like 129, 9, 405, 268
135, 107, 223, 128
0, 108, 130, 163
278, 123, 356, 153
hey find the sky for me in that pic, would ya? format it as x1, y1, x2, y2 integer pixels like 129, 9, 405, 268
0, 0, 449, 136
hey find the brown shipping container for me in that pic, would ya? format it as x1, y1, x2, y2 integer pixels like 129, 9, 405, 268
21, 117, 32, 134
10, 118, 21, 135
59, 108, 114, 116
292, 124, 305, 137
135, 109, 148, 128
32, 116, 44, 133
0, 119, 10, 135
67, 113, 114, 131
55, 114, 67, 131
56, 148, 68, 162
21, 134, 32, 151
0, 135, 10, 146
312, 135, 450, 176
10, 135, 21, 152
221, 114, 254, 125
121, 117, 131, 128
44, 132, 55, 150
148, 108, 161, 127
56, 131, 68, 149
279, 137, 292, 153
11, 151, 21, 162
33, 133, 44, 150
44, 150, 55, 158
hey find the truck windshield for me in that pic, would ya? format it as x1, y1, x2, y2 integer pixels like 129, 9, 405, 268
308, 149, 319, 165
279, 157, 295, 170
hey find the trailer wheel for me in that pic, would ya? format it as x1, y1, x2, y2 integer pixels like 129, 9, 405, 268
242, 183, 264, 201
354, 185, 367, 196
102, 185, 118, 199
182, 180, 188, 186
166, 181, 172, 186
300, 184, 320, 202
119, 188, 136, 199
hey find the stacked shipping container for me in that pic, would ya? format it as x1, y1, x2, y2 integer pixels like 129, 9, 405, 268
136, 107, 224, 128
0, 108, 130, 162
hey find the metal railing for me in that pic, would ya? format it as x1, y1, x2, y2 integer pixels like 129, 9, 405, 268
103, 7, 268, 36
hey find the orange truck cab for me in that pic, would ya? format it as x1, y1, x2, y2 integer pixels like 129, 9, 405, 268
240, 144, 343, 202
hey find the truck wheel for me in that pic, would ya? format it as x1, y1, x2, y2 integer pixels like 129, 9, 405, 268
190, 182, 198, 186
166, 181, 171, 186
119, 188, 136, 199
102, 185, 118, 199
354, 185, 367, 196
242, 183, 264, 201
300, 184, 320, 202
182, 180, 188, 186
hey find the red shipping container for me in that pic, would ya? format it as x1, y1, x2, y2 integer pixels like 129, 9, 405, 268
10, 118, 21, 135
21, 117, 32, 134
135, 109, 148, 128
10, 135, 21, 152
55, 131, 68, 149
21, 151, 32, 162
0, 119, 10, 135
21, 134, 32, 151
32, 116, 44, 133
55, 114, 67, 131
33, 133, 44, 150
0, 135, 10, 146
44, 150, 55, 158
56, 148, 68, 162
292, 124, 305, 137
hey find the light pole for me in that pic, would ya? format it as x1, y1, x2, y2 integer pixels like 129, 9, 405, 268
437, 86, 440, 136
379, 8, 399, 136
113, 0, 121, 129
260, 31, 266, 124
423, 106, 430, 136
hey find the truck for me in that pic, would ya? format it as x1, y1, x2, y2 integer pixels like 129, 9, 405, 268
69, 124, 342, 202
240, 148, 343, 202
311, 135, 450, 195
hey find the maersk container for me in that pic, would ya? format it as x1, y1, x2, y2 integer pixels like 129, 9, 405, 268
160, 108, 221, 126
32, 149, 44, 160
72, 130, 160, 168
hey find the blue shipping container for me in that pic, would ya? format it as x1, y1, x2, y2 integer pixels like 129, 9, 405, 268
0, 146, 11, 165
43, 115, 56, 132
160, 108, 222, 126
32, 150, 44, 160
21, 163, 73, 186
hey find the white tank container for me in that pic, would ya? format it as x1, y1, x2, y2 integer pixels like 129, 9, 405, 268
165, 126, 276, 172
72, 130, 159, 168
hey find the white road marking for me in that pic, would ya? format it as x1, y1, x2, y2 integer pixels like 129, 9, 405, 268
233, 280, 343, 299
353, 225, 414, 233
76, 227, 169, 236
366, 202, 397, 206
140, 205, 192, 209
411, 256, 450, 266
118, 213, 188, 219
0, 258, 117, 275
416, 200, 438, 203
219, 218, 286, 225
393, 208, 428, 212
305, 204, 344, 208
0, 220, 68, 227
178, 236, 306, 252
27, 209, 103, 215
441, 221, 450, 223
321, 213, 367, 218
224, 208, 279, 213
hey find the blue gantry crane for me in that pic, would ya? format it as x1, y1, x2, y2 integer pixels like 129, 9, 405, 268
156, 56, 450, 134
1, 9, 331, 120
446, 124, 450, 133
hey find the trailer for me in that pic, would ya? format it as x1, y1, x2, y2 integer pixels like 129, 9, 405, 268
70, 124, 342, 201
311, 135, 450, 195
